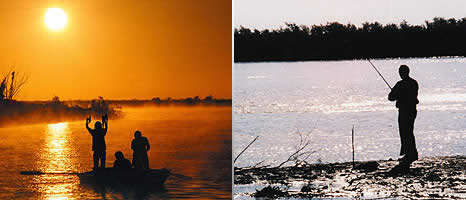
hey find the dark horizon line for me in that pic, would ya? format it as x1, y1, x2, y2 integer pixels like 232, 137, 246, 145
18, 98, 232, 103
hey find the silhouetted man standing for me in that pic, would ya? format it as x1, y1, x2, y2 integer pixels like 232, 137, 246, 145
86, 115, 108, 169
388, 65, 419, 165
131, 130, 150, 169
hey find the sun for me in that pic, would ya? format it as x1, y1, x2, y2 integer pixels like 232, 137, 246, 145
44, 8, 67, 30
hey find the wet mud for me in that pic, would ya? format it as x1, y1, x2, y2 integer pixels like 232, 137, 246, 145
234, 156, 465, 199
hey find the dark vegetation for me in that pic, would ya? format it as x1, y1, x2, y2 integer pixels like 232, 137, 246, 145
0, 97, 120, 127
111, 95, 231, 107
0, 96, 231, 127
63, 96, 231, 108
235, 17, 466, 62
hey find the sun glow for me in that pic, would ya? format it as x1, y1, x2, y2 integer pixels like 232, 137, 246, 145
44, 8, 67, 30
47, 122, 68, 132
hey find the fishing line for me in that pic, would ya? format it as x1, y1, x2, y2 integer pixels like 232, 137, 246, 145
368, 59, 392, 90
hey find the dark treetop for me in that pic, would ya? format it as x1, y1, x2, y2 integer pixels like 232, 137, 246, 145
235, 17, 466, 62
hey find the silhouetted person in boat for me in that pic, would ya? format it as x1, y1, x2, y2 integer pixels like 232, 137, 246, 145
131, 130, 150, 169
86, 114, 108, 169
388, 65, 419, 166
113, 151, 132, 170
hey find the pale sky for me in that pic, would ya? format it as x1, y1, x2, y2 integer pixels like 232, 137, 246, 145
235, 0, 466, 29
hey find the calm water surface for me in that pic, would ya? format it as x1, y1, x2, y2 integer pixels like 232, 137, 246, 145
233, 57, 466, 168
0, 106, 231, 199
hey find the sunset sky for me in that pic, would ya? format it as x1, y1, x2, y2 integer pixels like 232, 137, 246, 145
0, 0, 231, 100
235, 0, 466, 29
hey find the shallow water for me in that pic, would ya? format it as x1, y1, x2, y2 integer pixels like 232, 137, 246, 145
233, 57, 466, 168
0, 106, 231, 199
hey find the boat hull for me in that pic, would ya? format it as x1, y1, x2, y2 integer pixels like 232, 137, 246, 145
78, 168, 170, 186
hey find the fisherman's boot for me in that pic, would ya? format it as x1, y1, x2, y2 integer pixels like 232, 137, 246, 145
397, 154, 406, 161
405, 152, 418, 164
388, 162, 410, 176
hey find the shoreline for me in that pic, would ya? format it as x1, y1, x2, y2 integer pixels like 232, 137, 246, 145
234, 155, 465, 199
234, 55, 466, 64
0, 99, 231, 127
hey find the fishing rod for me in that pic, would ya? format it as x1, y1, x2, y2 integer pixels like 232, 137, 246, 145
368, 59, 392, 90
352, 125, 355, 168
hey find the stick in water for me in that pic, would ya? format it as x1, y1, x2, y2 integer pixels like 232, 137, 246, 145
352, 125, 355, 167
20, 171, 80, 175
234, 135, 259, 163
368, 59, 392, 90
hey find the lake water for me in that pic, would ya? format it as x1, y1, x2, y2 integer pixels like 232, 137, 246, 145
233, 57, 466, 168
0, 106, 231, 199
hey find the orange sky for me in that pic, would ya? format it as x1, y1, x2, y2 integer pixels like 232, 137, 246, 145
0, 0, 231, 100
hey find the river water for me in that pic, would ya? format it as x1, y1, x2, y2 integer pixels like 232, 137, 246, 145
233, 57, 466, 168
0, 106, 231, 199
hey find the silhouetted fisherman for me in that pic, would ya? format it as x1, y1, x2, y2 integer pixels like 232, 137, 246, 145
113, 151, 132, 170
86, 115, 108, 169
388, 65, 419, 166
131, 130, 150, 169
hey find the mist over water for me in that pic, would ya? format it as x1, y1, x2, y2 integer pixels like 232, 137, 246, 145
233, 57, 466, 167
0, 106, 231, 199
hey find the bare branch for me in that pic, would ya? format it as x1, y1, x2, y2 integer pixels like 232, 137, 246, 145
234, 135, 260, 163
277, 130, 314, 168
253, 160, 267, 168
0, 69, 29, 101
9, 71, 29, 100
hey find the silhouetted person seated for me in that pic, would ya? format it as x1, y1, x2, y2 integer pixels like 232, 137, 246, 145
388, 65, 419, 166
131, 130, 150, 170
86, 114, 108, 169
113, 151, 132, 170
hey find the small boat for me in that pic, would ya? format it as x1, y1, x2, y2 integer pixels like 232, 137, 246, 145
77, 168, 170, 186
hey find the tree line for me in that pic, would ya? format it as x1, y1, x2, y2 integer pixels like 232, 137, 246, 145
234, 17, 466, 62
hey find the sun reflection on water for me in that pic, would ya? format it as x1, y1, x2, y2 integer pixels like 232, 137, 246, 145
33, 122, 80, 200
41, 122, 75, 173
48, 122, 68, 132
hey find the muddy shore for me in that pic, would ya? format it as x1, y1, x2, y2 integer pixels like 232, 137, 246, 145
234, 156, 465, 199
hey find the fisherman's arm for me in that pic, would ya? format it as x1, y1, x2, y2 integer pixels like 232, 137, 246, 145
388, 82, 400, 101
145, 138, 150, 151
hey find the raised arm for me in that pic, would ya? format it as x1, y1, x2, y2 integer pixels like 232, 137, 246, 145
102, 114, 108, 135
103, 120, 108, 134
